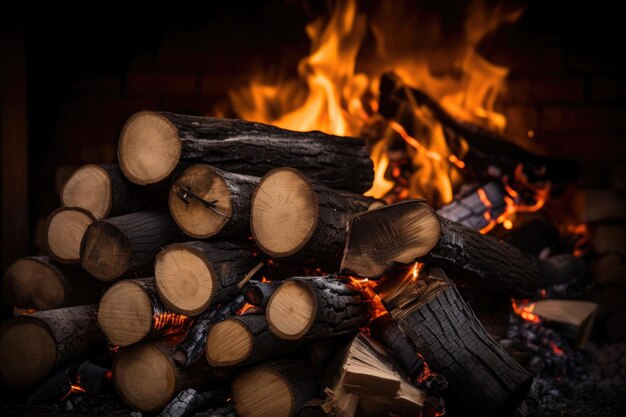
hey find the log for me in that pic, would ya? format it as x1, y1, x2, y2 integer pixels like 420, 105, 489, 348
118, 110, 374, 193
98, 278, 191, 347
158, 387, 229, 417
169, 164, 260, 238
155, 241, 257, 316
113, 337, 224, 412
3, 255, 106, 310
206, 315, 301, 367
313, 333, 428, 417
45, 207, 96, 263
27, 367, 72, 404
242, 280, 282, 307
436, 182, 506, 232
0, 305, 103, 389
172, 295, 246, 367
75, 359, 109, 394
382, 267, 532, 417
266, 276, 370, 341
232, 359, 319, 417
342, 200, 550, 298
80, 210, 189, 281
251, 168, 378, 267
61, 164, 161, 220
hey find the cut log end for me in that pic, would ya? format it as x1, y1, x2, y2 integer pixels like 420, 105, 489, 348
341, 200, 441, 277
155, 245, 214, 316
118, 110, 181, 185
80, 221, 131, 281
113, 343, 176, 412
46, 207, 95, 263
3, 258, 66, 310
251, 168, 318, 258
205, 319, 252, 366
233, 367, 295, 417
60, 164, 112, 219
0, 321, 56, 389
169, 164, 233, 238
266, 280, 315, 340
98, 281, 153, 347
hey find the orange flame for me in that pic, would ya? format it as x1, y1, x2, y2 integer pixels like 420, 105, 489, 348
152, 312, 189, 333
511, 299, 541, 323
237, 303, 255, 315
13, 307, 36, 316
348, 277, 388, 321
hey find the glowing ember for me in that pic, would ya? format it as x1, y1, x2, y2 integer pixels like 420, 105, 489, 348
237, 303, 255, 315
12, 307, 36, 316
152, 312, 189, 333
348, 277, 388, 321
511, 299, 541, 323
416, 352, 435, 384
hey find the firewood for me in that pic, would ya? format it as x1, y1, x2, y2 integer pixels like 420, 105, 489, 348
118, 111, 374, 193
26, 367, 72, 405
155, 241, 257, 316
232, 359, 319, 417
251, 168, 378, 267
0, 305, 103, 389
206, 315, 301, 367
382, 267, 532, 416
158, 387, 229, 417
312, 333, 427, 417
341, 200, 553, 298
61, 164, 161, 220
45, 207, 96, 263
243, 280, 282, 307
266, 276, 369, 341
98, 278, 191, 347
436, 182, 506, 231
172, 295, 246, 367
3, 256, 105, 310
75, 359, 109, 394
169, 164, 260, 238
519, 299, 598, 347
113, 337, 226, 412
80, 210, 189, 281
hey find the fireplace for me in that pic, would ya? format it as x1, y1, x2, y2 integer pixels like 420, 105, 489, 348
1, 1, 625, 416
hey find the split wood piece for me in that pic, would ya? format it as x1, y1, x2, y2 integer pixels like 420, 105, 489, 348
384, 267, 532, 417
266, 276, 370, 341
172, 295, 246, 367
61, 164, 161, 220
251, 168, 378, 267
242, 280, 282, 307
98, 278, 191, 347
81, 210, 189, 281
169, 164, 259, 238
118, 110, 374, 192
232, 359, 319, 417
155, 241, 256, 316
206, 315, 301, 367
3, 256, 106, 310
113, 337, 225, 413
342, 200, 546, 298
45, 207, 96, 263
158, 387, 229, 417
521, 299, 598, 347
0, 305, 103, 389
314, 333, 427, 417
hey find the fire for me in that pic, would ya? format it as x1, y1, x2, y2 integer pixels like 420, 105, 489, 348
511, 299, 541, 323
152, 312, 189, 333
237, 302, 255, 316
12, 307, 36, 316
348, 277, 389, 321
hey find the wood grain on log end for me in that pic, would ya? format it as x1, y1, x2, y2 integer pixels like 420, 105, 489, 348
60, 164, 112, 219
206, 318, 253, 366
45, 207, 96, 263
4, 257, 67, 310
80, 221, 131, 281
266, 280, 316, 340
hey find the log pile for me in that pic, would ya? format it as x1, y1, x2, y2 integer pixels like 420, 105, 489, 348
0, 109, 555, 417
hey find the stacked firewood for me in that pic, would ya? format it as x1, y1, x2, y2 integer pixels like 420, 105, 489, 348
0, 109, 559, 417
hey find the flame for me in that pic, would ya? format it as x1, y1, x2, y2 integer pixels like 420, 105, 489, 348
348, 277, 388, 321
13, 307, 36, 316
237, 303, 255, 315
511, 299, 541, 323
152, 312, 189, 333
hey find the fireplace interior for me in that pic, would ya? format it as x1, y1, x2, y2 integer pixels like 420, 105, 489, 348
1, 1, 625, 416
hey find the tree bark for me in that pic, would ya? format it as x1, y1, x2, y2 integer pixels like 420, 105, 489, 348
158, 387, 229, 417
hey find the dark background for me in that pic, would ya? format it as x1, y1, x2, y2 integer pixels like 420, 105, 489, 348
2, 0, 626, 272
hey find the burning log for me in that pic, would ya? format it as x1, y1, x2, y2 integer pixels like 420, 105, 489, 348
75, 360, 109, 394
3, 255, 106, 310
45, 207, 96, 263
378, 72, 579, 184
382, 267, 532, 417
113, 337, 226, 412
232, 359, 319, 417
80, 210, 189, 281
342, 200, 554, 298
251, 168, 378, 267
169, 164, 260, 238
242, 280, 282, 307
205, 315, 301, 367
172, 295, 246, 367
60, 164, 161, 220
0, 305, 103, 389
436, 182, 507, 232
154, 241, 257, 316
265, 276, 370, 341
98, 278, 191, 347
311, 333, 429, 417
158, 387, 229, 417
118, 111, 374, 193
